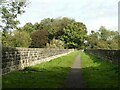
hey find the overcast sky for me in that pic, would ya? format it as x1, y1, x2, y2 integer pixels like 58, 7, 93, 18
17, 0, 119, 33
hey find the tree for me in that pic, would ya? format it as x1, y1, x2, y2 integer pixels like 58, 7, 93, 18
55, 17, 75, 39
98, 26, 119, 49
34, 22, 41, 31
60, 22, 87, 49
88, 31, 99, 49
2, 30, 31, 47
88, 26, 119, 50
30, 30, 48, 48
99, 26, 111, 41
19, 22, 35, 33
38, 17, 75, 41
1, 0, 28, 36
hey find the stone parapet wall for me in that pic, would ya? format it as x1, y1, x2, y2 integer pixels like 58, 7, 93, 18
2, 47, 74, 74
85, 49, 119, 64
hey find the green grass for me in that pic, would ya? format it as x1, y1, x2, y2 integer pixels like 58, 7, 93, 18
80, 52, 119, 88
2, 51, 79, 88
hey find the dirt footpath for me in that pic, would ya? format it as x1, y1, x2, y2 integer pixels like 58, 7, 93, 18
63, 52, 85, 88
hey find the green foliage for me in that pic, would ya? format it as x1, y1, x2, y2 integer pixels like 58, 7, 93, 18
60, 22, 87, 49
2, 31, 31, 47
18, 17, 88, 49
1, 0, 28, 34
2, 33, 15, 47
14, 31, 31, 47
99, 26, 110, 41
19, 22, 35, 33
88, 26, 119, 50
34, 22, 41, 31
30, 30, 48, 48
46, 38, 64, 49
1, 0, 29, 47
38, 17, 75, 41
88, 31, 99, 49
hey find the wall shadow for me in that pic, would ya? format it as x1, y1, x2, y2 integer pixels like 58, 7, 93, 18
85, 52, 119, 72
2, 66, 71, 88
80, 52, 119, 89
2, 64, 119, 89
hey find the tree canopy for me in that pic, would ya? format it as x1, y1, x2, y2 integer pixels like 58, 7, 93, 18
88, 26, 119, 49
60, 22, 87, 49
1, 0, 29, 47
1, 1, 119, 50
1, 0, 28, 34
30, 30, 48, 48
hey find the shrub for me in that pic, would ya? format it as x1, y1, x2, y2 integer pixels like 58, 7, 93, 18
47, 38, 64, 49
2, 31, 31, 47
30, 30, 48, 48
2, 33, 15, 47
14, 31, 31, 47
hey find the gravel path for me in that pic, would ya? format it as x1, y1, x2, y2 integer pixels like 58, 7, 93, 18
63, 52, 85, 88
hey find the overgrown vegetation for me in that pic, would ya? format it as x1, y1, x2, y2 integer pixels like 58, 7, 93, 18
2, 51, 79, 88
80, 52, 119, 88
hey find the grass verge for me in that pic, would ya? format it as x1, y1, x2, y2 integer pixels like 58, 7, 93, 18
80, 52, 119, 88
2, 50, 79, 88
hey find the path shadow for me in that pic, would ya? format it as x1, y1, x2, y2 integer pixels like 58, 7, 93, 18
2, 65, 86, 89
63, 68, 86, 88
3, 64, 72, 88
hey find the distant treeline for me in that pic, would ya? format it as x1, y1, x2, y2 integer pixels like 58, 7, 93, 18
1, 0, 119, 50
1, 17, 88, 49
86, 26, 119, 50
1, 17, 119, 50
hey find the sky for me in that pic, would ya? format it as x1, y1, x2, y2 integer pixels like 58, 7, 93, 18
17, 0, 119, 34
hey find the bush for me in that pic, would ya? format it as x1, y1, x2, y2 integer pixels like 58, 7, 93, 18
2, 33, 15, 47
47, 38, 64, 49
14, 31, 31, 47
30, 30, 48, 48
2, 31, 31, 47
